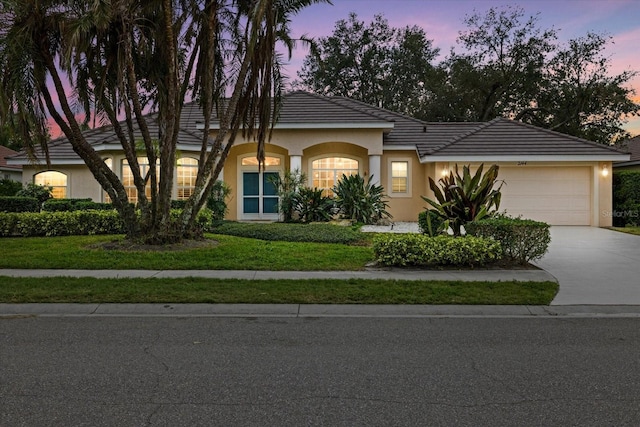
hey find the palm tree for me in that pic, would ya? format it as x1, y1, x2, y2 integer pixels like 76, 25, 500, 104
0, 0, 328, 243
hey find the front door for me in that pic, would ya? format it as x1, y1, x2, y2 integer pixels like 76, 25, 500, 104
242, 171, 279, 220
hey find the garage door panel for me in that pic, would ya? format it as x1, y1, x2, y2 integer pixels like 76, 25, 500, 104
497, 166, 591, 225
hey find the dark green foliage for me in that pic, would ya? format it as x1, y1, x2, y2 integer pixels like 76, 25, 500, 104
42, 198, 113, 212
0, 179, 22, 196
418, 209, 445, 236
170, 200, 187, 209
372, 234, 502, 267
612, 171, 640, 226
210, 221, 364, 244
0, 209, 212, 237
466, 217, 551, 264
206, 180, 232, 222
0, 196, 40, 212
422, 164, 502, 236
270, 170, 306, 222
16, 183, 52, 204
295, 187, 334, 223
333, 174, 391, 224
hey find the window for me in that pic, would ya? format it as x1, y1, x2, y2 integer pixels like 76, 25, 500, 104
312, 157, 359, 196
34, 171, 67, 199
388, 159, 411, 197
177, 157, 198, 200
391, 161, 408, 193
241, 156, 281, 167
121, 157, 159, 202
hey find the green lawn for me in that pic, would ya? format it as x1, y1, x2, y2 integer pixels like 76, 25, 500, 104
0, 276, 559, 305
609, 227, 640, 236
0, 234, 373, 270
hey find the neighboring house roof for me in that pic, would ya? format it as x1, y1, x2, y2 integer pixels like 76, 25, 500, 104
0, 145, 21, 171
613, 135, 640, 168
6, 91, 630, 166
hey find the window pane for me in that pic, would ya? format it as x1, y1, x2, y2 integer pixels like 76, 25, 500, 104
177, 157, 198, 200
243, 197, 259, 214
312, 157, 359, 197
392, 177, 407, 193
242, 156, 280, 166
263, 172, 279, 196
392, 161, 408, 177
243, 173, 259, 196
263, 197, 279, 214
34, 171, 67, 199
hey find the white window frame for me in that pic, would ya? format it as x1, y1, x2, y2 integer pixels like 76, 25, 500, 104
34, 170, 68, 199
309, 154, 362, 196
387, 158, 412, 198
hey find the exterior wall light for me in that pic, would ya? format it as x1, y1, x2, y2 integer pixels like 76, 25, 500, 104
601, 165, 609, 177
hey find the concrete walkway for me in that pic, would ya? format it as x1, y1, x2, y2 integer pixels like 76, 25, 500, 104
534, 226, 640, 305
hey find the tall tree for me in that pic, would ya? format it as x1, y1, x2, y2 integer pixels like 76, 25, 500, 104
296, 13, 440, 119
0, 0, 326, 244
434, 6, 639, 143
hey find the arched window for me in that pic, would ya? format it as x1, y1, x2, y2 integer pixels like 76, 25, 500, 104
177, 157, 198, 200
121, 157, 159, 202
311, 157, 359, 196
34, 171, 67, 199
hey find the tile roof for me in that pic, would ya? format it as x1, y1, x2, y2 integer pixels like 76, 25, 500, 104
417, 118, 627, 159
6, 92, 629, 165
623, 135, 640, 162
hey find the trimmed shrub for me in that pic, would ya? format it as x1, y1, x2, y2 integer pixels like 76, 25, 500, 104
16, 183, 52, 204
613, 171, 640, 226
418, 209, 445, 236
0, 196, 40, 213
0, 210, 124, 237
0, 179, 22, 197
0, 208, 212, 237
43, 199, 114, 212
466, 217, 550, 264
211, 221, 364, 244
372, 234, 502, 267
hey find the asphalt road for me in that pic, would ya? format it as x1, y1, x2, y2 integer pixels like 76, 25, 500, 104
2, 316, 640, 426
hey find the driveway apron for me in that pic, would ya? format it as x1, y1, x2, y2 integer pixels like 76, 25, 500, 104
535, 226, 640, 305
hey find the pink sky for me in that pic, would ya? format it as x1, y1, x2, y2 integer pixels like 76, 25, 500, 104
285, 0, 640, 136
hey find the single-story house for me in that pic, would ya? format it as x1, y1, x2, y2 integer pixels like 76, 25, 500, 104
7, 91, 630, 226
0, 145, 22, 182
613, 135, 640, 171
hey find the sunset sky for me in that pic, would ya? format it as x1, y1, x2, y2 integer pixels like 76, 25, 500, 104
284, 0, 640, 136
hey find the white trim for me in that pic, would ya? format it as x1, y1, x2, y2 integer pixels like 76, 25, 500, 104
197, 122, 394, 131
420, 154, 629, 163
592, 165, 600, 227
237, 153, 283, 221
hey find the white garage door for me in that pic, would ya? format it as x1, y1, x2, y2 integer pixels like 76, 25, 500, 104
497, 166, 591, 225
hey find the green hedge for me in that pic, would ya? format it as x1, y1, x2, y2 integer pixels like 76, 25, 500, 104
0, 209, 213, 237
211, 221, 364, 244
613, 171, 640, 227
465, 217, 550, 264
0, 196, 40, 213
42, 198, 114, 212
372, 234, 502, 267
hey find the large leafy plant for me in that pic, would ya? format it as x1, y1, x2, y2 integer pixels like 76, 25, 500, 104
294, 187, 334, 223
422, 164, 502, 236
333, 174, 391, 224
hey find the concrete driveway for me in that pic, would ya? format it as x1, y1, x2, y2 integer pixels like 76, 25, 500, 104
535, 226, 640, 305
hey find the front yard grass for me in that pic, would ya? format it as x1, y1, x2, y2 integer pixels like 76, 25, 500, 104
0, 234, 373, 271
0, 276, 558, 305
609, 227, 640, 236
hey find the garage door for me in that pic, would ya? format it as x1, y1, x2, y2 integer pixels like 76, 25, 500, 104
497, 166, 591, 225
